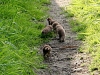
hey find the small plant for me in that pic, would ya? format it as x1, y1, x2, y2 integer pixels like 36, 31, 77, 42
66, 0, 100, 74
0, 0, 50, 75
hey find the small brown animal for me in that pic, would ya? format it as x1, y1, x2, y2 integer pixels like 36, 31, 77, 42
55, 25, 65, 42
43, 45, 52, 58
52, 22, 60, 30
47, 18, 56, 25
42, 25, 53, 35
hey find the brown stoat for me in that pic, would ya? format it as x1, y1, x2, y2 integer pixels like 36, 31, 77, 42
42, 25, 53, 35
42, 44, 52, 58
52, 22, 60, 30
55, 25, 65, 42
47, 18, 56, 25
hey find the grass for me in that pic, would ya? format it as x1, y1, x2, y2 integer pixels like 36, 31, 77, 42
66, 0, 100, 74
0, 0, 51, 75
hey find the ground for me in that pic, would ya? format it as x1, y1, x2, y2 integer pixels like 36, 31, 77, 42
37, 0, 91, 75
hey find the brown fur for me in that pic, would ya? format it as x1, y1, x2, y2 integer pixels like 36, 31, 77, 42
55, 25, 65, 42
42, 25, 53, 35
52, 22, 60, 30
47, 18, 56, 25
43, 45, 52, 58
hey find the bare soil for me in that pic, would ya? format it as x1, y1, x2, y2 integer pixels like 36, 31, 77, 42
37, 0, 91, 75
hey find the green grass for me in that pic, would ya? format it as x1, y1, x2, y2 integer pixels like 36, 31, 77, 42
0, 0, 51, 75
66, 0, 100, 74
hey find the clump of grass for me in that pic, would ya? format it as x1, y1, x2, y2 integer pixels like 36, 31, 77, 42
0, 0, 50, 75
66, 0, 100, 74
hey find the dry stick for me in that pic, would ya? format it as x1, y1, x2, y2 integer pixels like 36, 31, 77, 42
59, 45, 78, 50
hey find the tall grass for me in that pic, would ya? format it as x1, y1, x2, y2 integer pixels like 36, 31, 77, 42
66, 0, 100, 74
0, 0, 50, 75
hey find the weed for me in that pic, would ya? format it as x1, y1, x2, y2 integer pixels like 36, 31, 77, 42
66, 0, 100, 74
0, 0, 50, 75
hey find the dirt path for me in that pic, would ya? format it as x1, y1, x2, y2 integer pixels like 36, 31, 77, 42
38, 0, 90, 75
